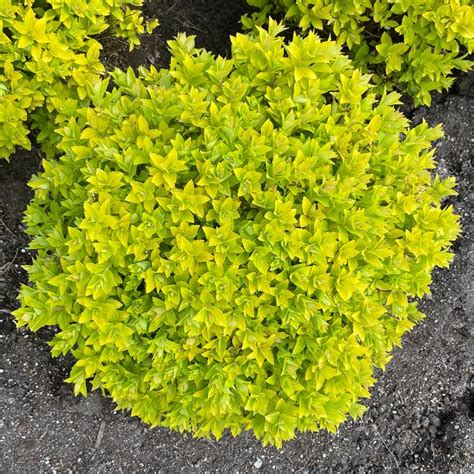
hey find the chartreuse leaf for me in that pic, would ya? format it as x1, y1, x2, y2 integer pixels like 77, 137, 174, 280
15, 24, 460, 448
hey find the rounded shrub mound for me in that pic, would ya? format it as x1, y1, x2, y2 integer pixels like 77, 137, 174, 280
15, 22, 460, 447
244, 0, 474, 105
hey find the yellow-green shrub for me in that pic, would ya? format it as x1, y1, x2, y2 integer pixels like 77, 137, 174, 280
244, 0, 473, 105
15, 23, 460, 447
0, 0, 157, 159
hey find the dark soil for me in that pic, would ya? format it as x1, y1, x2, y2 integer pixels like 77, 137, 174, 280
100, 0, 253, 71
0, 1, 473, 472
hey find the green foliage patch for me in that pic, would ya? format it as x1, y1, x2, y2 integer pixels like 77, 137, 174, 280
14, 23, 460, 447
0, 0, 157, 160
244, 0, 474, 105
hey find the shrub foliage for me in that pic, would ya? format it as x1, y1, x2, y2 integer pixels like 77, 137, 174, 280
14, 23, 460, 447
0, 0, 157, 159
244, 0, 474, 105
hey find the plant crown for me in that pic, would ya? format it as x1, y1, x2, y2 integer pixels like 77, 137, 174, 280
14, 22, 460, 447
0, 0, 157, 159
244, 0, 474, 105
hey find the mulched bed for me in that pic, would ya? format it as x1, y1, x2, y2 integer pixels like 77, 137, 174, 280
0, 1, 472, 471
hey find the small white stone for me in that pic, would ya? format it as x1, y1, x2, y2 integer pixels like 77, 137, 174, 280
254, 458, 263, 469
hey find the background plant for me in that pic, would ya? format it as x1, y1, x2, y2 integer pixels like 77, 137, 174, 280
14, 22, 460, 447
244, 0, 473, 105
0, 0, 158, 160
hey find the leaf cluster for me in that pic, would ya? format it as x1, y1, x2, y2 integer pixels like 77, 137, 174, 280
0, 0, 157, 159
14, 23, 460, 447
244, 0, 474, 105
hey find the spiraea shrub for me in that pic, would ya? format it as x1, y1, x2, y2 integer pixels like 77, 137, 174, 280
0, 0, 158, 159
14, 22, 460, 447
244, 0, 474, 105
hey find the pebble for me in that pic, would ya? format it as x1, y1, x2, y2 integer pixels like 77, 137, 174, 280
429, 415, 441, 427
254, 458, 263, 469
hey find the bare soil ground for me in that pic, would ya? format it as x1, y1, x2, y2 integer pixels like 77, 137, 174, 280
0, 1, 472, 472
